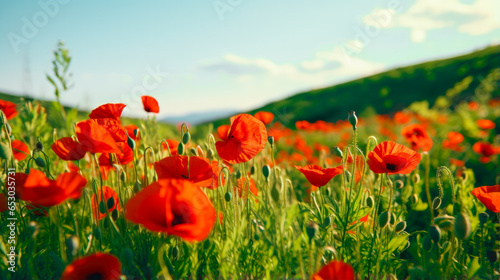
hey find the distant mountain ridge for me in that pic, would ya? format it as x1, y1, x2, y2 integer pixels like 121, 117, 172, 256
160, 108, 239, 125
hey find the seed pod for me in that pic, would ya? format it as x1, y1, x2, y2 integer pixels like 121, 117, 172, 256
432, 197, 442, 210
99, 201, 107, 214
271, 186, 280, 202
267, 136, 274, 147
348, 111, 358, 130
454, 212, 472, 240
262, 165, 271, 179
438, 220, 454, 231
133, 180, 142, 193
486, 250, 498, 263
66, 235, 79, 257
224, 192, 232, 202
479, 212, 489, 224
0, 143, 10, 160
189, 147, 198, 156
410, 194, 419, 204
429, 225, 441, 243
395, 221, 407, 233
127, 136, 136, 150
112, 209, 119, 221
333, 147, 343, 158
378, 211, 390, 228
366, 196, 374, 208
306, 222, 318, 241
36, 140, 44, 151
177, 142, 184, 155
35, 157, 46, 167
107, 197, 115, 209
93, 226, 102, 240
182, 132, 191, 145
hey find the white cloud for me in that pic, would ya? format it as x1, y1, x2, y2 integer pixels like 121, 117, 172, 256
364, 0, 500, 42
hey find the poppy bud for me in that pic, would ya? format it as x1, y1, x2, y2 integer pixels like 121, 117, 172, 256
486, 250, 498, 263
235, 170, 242, 179
182, 132, 191, 145
333, 147, 343, 158
366, 196, 374, 208
0, 143, 10, 160
344, 170, 351, 183
395, 180, 404, 189
412, 173, 420, 185
133, 180, 142, 193
395, 221, 406, 233
107, 197, 115, 209
434, 215, 454, 225
253, 233, 260, 241
429, 225, 441, 243
207, 148, 214, 159
190, 147, 198, 156
120, 171, 126, 181
454, 212, 471, 240
196, 146, 204, 157
479, 212, 489, 224
99, 201, 107, 214
432, 197, 442, 210
66, 235, 79, 257
121, 247, 135, 266
306, 221, 317, 241
422, 235, 432, 252
127, 136, 136, 150
267, 136, 274, 147
224, 192, 232, 202
36, 140, 43, 151
250, 165, 255, 175
112, 209, 119, 221
348, 111, 358, 130
177, 142, 184, 155
133, 128, 140, 138
438, 220, 454, 231
378, 211, 390, 228
410, 194, 419, 204
271, 186, 280, 202
93, 226, 102, 240
262, 165, 271, 179
35, 157, 46, 168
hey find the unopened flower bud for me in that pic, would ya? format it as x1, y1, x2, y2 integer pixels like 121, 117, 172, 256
177, 142, 185, 155
479, 212, 489, 224
190, 147, 198, 156
182, 132, 191, 145
378, 211, 390, 228
395, 221, 406, 233
133, 128, 140, 138
429, 225, 441, 243
107, 197, 115, 209
36, 140, 44, 151
454, 212, 471, 240
35, 157, 46, 168
99, 201, 107, 214
262, 165, 271, 179
224, 192, 232, 202
348, 111, 358, 130
133, 180, 142, 193
432, 197, 442, 210
306, 221, 318, 241
267, 136, 274, 147
127, 136, 136, 150
271, 186, 280, 202
333, 147, 343, 158
66, 235, 79, 257
366, 196, 374, 208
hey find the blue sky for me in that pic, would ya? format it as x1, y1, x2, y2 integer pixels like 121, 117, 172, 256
1, 0, 499, 118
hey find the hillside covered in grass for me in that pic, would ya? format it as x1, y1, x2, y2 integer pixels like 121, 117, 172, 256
209, 45, 500, 127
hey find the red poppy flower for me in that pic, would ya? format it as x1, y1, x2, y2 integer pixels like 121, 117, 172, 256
141, 95, 159, 113
89, 103, 126, 122
92, 186, 120, 221
450, 158, 465, 167
477, 119, 495, 130
161, 139, 179, 156
401, 124, 433, 152
11, 140, 29, 161
154, 156, 213, 188
0, 99, 18, 120
215, 114, 267, 164
254, 111, 274, 125
75, 119, 121, 154
125, 124, 140, 141
95, 118, 128, 143
99, 142, 133, 167
442, 131, 464, 152
312, 261, 355, 280
468, 101, 479, 111
67, 161, 80, 173
61, 253, 122, 280
295, 165, 343, 188
51, 137, 88, 161
0, 193, 8, 213
209, 160, 225, 189
125, 179, 216, 241
17, 169, 87, 207
235, 175, 258, 200
393, 111, 411, 124
471, 185, 500, 212
473, 141, 497, 163
367, 141, 421, 175
217, 124, 231, 141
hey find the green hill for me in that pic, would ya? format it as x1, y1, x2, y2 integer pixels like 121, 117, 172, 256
208, 45, 500, 127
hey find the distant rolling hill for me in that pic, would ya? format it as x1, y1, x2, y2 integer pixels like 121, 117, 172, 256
161, 108, 239, 125
207, 45, 500, 127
